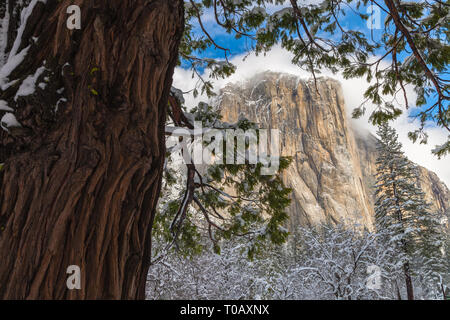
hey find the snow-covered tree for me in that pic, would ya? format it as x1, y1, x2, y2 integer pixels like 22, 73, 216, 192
438, 221, 450, 299
294, 223, 403, 300
147, 215, 450, 300
147, 222, 410, 300
374, 122, 446, 300
147, 238, 270, 300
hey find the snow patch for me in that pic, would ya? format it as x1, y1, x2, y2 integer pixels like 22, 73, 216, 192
1, 112, 21, 131
0, 46, 30, 89
0, 100, 13, 111
0, 0, 10, 68
0, 0, 47, 88
9, 0, 47, 58
15, 65, 46, 100
55, 97, 67, 112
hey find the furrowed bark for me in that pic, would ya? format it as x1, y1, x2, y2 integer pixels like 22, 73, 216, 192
0, 0, 184, 299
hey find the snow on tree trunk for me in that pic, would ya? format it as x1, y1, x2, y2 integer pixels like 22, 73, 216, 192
0, 0, 184, 299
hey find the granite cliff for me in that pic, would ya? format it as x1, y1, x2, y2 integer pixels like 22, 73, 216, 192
218, 71, 450, 229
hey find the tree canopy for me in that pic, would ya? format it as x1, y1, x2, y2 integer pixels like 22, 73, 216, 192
178, 0, 449, 155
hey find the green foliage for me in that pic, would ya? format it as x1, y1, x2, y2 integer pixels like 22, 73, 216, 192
181, 0, 450, 155
154, 100, 292, 260
201, 154, 292, 259
432, 139, 450, 159
153, 199, 204, 258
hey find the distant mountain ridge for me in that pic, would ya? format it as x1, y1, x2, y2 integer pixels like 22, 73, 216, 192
218, 71, 450, 228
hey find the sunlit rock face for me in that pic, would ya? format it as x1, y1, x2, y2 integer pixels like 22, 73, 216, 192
218, 71, 449, 229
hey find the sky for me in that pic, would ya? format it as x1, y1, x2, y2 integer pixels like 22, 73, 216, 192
174, 1, 450, 188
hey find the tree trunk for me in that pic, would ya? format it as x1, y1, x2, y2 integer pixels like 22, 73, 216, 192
395, 281, 402, 300
392, 177, 414, 300
403, 261, 414, 300
0, 0, 184, 299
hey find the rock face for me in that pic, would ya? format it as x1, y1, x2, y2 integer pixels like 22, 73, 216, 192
218, 71, 450, 229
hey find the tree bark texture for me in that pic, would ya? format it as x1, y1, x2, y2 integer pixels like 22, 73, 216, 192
0, 0, 184, 299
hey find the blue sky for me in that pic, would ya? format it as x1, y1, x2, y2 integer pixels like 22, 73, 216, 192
185, 1, 387, 61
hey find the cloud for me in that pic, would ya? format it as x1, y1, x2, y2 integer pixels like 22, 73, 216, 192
173, 45, 450, 188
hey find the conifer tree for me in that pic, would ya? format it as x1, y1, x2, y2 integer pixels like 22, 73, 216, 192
440, 222, 450, 298
374, 122, 445, 300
